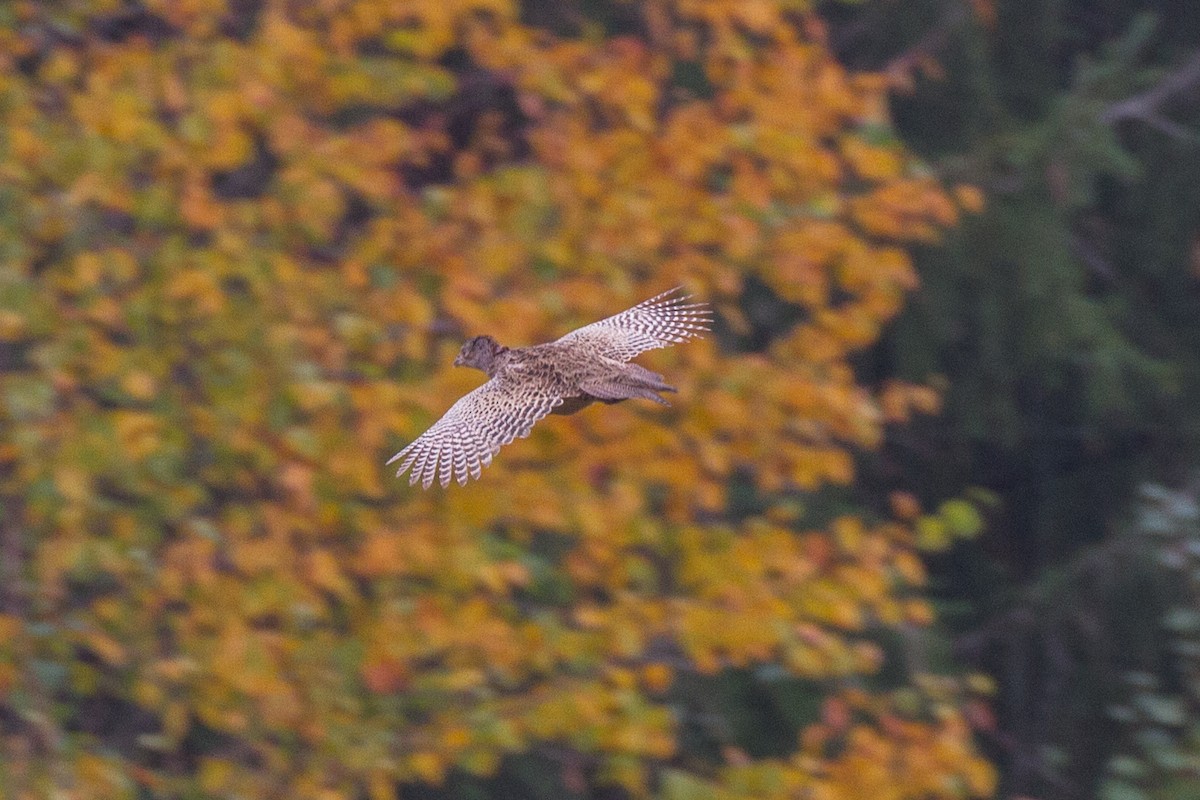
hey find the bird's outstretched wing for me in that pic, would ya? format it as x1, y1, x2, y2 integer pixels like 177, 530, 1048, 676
554, 286, 711, 362
387, 374, 563, 489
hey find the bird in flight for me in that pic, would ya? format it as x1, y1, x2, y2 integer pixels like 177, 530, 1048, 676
388, 287, 711, 488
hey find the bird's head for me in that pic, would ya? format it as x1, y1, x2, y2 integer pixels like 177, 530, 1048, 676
454, 335, 507, 374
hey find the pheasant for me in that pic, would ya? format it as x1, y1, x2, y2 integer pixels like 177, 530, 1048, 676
388, 287, 711, 488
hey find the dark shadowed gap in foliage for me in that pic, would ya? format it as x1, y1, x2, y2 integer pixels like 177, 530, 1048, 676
723, 469, 766, 520
670, 59, 715, 101
61, 686, 275, 778
396, 54, 530, 191
825, 0, 952, 73
0, 341, 32, 373
88, 207, 138, 241
396, 751, 599, 800
0, 506, 27, 620
713, 275, 808, 354
0, 706, 30, 744
672, 668, 822, 760
219, 0, 265, 41
497, 530, 577, 607
211, 134, 279, 200
65, 692, 161, 755
13, 23, 86, 78
309, 190, 375, 264
89, 5, 176, 44
520, 0, 643, 38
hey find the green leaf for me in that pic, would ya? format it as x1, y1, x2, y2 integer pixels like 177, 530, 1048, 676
1107, 755, 1146, 779
915, 516, 951, 551
1163, 608, 1200, 634
1099, 780, 1147, 800
661, 769, 718, 800
939, 499, 983, 539
1135, 694, 1186, 726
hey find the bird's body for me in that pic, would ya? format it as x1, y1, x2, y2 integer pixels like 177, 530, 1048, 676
387, 287, 710, 488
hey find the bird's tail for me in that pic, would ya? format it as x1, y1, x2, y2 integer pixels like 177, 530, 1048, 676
580, 364, 676, 406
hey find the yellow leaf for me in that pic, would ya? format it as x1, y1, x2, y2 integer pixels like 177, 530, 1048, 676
0, 615, 19, 646
199, 758, 233, 793
641, 662, 674, 694
915, 513, 950, 550
954, 183, 986, 213
369, 771, 397, 800
54, 467, 91, 503
113, 411, 162, 459
408, 752, 445, 785
0, 310, 27, 341
83, 630, 127, 667
307, 549, 350, 596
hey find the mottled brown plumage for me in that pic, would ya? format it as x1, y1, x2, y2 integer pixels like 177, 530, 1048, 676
388, 287, 711, 488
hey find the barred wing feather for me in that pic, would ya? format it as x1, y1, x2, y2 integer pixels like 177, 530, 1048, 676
387, 376, 563, 488
554, 287, 711, 363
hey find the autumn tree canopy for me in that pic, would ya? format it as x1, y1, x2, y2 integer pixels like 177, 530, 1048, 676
0, 1, 992, 798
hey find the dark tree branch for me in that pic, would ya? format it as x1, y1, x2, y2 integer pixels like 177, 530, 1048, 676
1101, 48, 1200, 139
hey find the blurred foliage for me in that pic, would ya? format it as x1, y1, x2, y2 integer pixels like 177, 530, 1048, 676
946, 483, 1200, 800
821, 1, 1200, 797
1099, 485, 1200, 800
0, 0, 995, 799
833, 0, 1200, 563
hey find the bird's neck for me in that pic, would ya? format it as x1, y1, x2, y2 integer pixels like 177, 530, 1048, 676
484, 345, 511, 377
